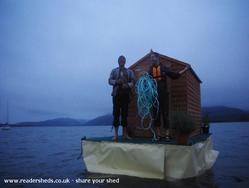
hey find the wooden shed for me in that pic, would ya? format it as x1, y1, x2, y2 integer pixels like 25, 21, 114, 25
128, 51, 202, 137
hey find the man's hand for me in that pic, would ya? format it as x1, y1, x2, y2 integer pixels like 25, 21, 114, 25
122, 83, 129, 89
116, 79, 123, 85
179, 65, 190, 75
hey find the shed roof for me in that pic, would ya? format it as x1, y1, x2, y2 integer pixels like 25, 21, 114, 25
129, 51, 202, 83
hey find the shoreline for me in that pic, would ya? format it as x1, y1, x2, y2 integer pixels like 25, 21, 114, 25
1, 121, 249, 128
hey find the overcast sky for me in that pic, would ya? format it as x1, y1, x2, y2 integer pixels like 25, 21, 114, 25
0, 0, 249, 123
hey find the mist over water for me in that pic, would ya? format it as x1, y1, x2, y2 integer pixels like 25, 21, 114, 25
1, 0, 249, 123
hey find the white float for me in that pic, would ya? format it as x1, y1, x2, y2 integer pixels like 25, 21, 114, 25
81, 135, 218, 180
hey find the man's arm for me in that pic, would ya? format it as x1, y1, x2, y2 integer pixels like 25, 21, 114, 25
165, 65, 189, 79
164, 66, 181, 79
108, 69, 117, 86
178, 65, 190, 75
127, 70, 135, 88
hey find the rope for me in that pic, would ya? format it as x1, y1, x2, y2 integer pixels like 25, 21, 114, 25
135, 72, 159, 141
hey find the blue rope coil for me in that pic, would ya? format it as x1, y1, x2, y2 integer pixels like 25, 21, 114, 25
135, 72, 159, 141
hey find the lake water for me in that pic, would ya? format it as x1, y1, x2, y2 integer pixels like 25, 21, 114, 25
0, 122, 249, 188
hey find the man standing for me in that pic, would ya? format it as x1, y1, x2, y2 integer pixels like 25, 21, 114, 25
149, 51, 189, 140
109, 55, 135, 141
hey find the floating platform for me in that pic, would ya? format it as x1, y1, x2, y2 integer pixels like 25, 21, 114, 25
81, 134, 218, 180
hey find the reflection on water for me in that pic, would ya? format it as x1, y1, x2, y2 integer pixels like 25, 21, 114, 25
0, 122, 249, 187
84, 169, 217, 188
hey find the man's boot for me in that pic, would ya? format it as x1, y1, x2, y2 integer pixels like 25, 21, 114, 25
113, 126, 119, 142
123, 127, 132, 140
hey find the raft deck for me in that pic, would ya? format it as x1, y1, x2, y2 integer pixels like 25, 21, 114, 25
82, 133, 211, 145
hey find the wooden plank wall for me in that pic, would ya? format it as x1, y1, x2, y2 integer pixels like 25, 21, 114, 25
128, 57, 201, 137
186, 72, 202, 135
170, 63, 187, 113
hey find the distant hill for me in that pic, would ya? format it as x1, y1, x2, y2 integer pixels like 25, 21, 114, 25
15, 118, 87, 127
83, 114, 112, 126
11, 106, 249, 127
202, 106, 249, 122
14, 115, 113, 127
83, 106, 249, 125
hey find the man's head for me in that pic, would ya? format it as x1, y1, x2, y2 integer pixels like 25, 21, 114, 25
118, 55, 126, 68
150, 51, 160, 66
